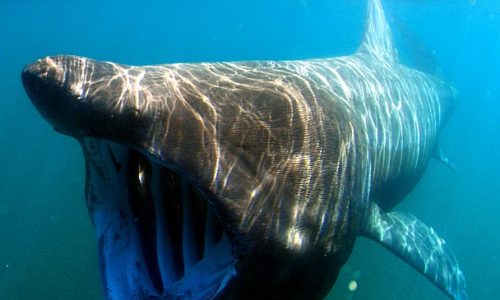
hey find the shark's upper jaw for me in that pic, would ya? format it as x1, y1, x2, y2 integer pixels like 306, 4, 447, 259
85, 139, 236, 299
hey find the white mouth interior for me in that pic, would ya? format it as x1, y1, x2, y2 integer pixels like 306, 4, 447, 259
86, 140, 236, 299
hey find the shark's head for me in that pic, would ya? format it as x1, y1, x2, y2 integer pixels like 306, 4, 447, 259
22, 55, 353, 299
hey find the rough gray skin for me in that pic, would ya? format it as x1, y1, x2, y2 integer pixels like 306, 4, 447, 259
21, 0, 466, 299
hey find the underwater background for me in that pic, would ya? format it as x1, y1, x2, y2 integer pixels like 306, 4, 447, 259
0, 0, 498, 299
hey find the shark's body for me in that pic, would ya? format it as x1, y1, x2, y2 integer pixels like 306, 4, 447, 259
21, 0, 467, 299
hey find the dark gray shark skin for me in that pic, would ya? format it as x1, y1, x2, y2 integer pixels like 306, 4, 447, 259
21, 0, 467, 299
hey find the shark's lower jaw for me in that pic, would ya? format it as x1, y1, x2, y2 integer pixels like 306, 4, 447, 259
82, 139, 236, 299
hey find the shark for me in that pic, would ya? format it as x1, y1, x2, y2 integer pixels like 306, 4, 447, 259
21, 0, 467, 299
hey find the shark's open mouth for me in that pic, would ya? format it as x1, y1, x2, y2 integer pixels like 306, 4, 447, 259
85, 140, 236, 299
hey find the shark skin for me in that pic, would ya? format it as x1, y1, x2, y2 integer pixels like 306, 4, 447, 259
21, 0, 467, 299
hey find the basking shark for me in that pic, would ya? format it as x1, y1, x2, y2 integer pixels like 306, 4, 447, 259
21, 0, 467, 299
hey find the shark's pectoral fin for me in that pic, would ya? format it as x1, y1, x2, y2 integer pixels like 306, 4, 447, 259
361, 203, 468, 300
434, 144, 458, 173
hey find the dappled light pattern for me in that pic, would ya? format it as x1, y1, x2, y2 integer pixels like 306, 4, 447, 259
20, 0, 467, 299
25, 43, 455, 253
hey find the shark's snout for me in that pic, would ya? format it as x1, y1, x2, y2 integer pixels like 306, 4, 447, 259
22, 57, 69, 126
21, 55, 91, 139
22, 56, 71, 94
22, 56, 150, 141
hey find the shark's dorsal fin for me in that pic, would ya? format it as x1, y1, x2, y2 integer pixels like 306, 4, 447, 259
357, 0, 398, 62
362, 203, 468, 300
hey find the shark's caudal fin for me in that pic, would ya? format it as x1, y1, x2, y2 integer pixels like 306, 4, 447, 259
357, 0, 398, 62
362, 204, 468, 300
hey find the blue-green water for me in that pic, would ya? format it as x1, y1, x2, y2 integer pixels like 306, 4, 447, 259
0, 0, 498, 299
